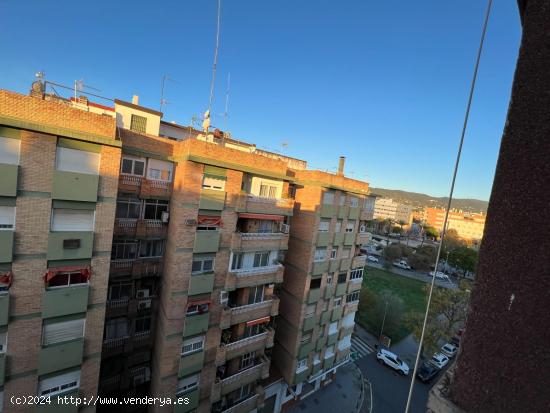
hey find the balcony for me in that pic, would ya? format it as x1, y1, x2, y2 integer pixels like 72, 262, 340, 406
231, 232, 289, 252
102, 336, 130, 358
118, 174, 142, 194
225, 265, 284, 291
348, 207, 360, 220
220, 298, 279, 329
316, 232, 331, 247
0, 292, 8, 326
311, 261, 328, 276
0, 163, 18, 196
220, 393, 260, 413
52, 170, 99, 202
183, 312, 210, 337
47, 231, 94, 261
189, 272, 215, 295
307, 288, 320, 304
179, 350, 205, 377
356, 232, 370, 246
0, 353, 5, 387
133, 330, 153, 349
344, 233, 355, 246
0, 231, 14, 263
113, 218, 138, 237
199, 188, 226, 210
99, 375, 121, 394
38, 338, 84, 375
140, 178, 172, 199
136, 219, 168, 238
344, 300, 359, 315
105, 297, 130, 318
110, 258, 163, 279
348, 281, 362, 293
319, 204, 335, 218
174, 388, 200, 413
236, 194, 294, 216
352, 255, 367, 268
216, 357, 270, 398
42, 285, 89, 319
216, 328, 274, 366
194, 230, 221, 253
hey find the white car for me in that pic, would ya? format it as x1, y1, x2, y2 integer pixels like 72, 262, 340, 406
376, 349, 410, 376
393, 260, 411, 270
367, 255, 379, 263
430, 271, 450, 281
431, 353, 450, 369
441, 343, 458, 358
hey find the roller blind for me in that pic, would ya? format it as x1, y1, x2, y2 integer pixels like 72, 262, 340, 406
43, 318, 85, 345
0, 206, 15, 229
0, 136, 20, 165
56, 146, 100, 175
38, 370, 81, 396
51, 209, 94, 231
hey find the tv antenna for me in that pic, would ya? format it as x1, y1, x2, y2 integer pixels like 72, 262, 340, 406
74, 79, 101, 101
224, 72, 230, 129
207, 0, 222, 113
160, 74, 180, 112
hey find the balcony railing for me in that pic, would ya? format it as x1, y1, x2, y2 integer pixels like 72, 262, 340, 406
220, 298, 278, 329
110, 258, 163, 279
217, 328, 274, 365
352, 255, 367, 268
226, 264, 284, 290
220, 394, 259, 413
114, 218, 138, 237
224, 331, 268, 352
140, 178, 172, 199
232, 232, 289, 252
235, 194, 294, 215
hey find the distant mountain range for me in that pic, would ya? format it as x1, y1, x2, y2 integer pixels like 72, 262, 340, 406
370, 187, 489, 213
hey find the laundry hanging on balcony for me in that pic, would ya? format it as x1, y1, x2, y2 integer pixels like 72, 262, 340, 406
43, 266, 92, 284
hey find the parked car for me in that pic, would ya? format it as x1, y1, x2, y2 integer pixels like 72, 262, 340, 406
450, 335, 461, 347
393, 260, 412, 270
430, 271, 450, 281
416, 361, 439, 383
430, 353, 450, 369
441, 343, 458, 358
376, 349, 410, 376
367, 255, 379, 263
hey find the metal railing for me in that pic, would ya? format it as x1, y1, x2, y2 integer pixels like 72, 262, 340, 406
107, 297, 129, 308
231, 299, 273, 315
220, 394, 259, 413
231, 264, 282, 277
240, 232, 285, 239
223, 331, 268, 351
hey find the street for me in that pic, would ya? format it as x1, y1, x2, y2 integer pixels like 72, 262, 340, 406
366, 262, 458, 290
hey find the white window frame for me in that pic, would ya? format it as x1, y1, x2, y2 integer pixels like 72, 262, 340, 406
314, 248, 326, 262
296, 358, 308, 372
347, 291, 360, 303
47, 270, 89, 289
318, 220, 330, 232
335, 220, 342, 233
333, 297, 342, 307
182, 336, 204, 355
146, 159, 174, 182
330, 247, 337, 260
42, 318, 85, 346
329, 322, 338, 335
38, 370, 80, 397
324, 346, 335, 359
0, 206, 15, 230
345, 221, 355, 233
56, 146, 100, 175
322, 191, 334, 205
51, 209, 95, 232
120, 156, 146, 177
0, 136, 21, 165
176, 374, 200, 395
350, 197, 359, 208
192, 255, 215, 274
350, 268, 364, 281
240, 351, 256, 369
202, 175, 225, 191
305, 304, 316, 317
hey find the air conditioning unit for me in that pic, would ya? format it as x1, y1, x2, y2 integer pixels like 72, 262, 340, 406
138, 299, 152, 310
136, 289, 150, 298
161, 211, 170, 223
281, 224, 290, 234
185, 219, 197, 226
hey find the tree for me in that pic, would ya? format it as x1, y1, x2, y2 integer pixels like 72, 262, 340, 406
371, 290, 405, 340
448, 246, 478, 276
383, 244, 402, 268
405, 281, 472, 356
391, 225, 403, 234
424, 226, 439, 239
442, 228, 465, 255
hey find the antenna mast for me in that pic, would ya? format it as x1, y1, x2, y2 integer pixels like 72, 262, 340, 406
224, 72, 230, 129
208, 0, 222, 113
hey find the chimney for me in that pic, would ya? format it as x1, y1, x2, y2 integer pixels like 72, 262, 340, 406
132, 95, 139, 105
337, 156, 346, 176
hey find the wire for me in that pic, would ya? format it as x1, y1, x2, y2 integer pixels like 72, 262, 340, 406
404, 1, 493, 411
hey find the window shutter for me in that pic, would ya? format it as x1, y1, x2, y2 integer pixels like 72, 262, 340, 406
0, 136, 21, 165
43, 319, 85, 345
0, 206, 15, 228
51, 209, 94, 231
56, 147, 100, 175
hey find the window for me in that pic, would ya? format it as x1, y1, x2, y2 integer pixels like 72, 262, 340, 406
345, 221, 355, 233
305, 304, 316, 317
187, 302, 209, 315
116, 194, 141, 219
42, 318, 85, 346
121, 156, 145, 176
111, 240, 138, 260
341, 248, 351, 259
310, 278, 321, 289
38, 370, 80, 397
318, 220, 330, 232
322, 301, 329, 312
313, 353, 321, 365
350, 197, 359, 207
135, 316, 151, 333
202, 175, 225, 191
240, 352, 255, 369
176, 374, 200, 395
0, 332, 6, 353
143, 199, 169, 220
51, 209, 94, 231
333, 297, 342, 307
347, 291, 360, 303
324, 345, 335, 359
243, 323, 262, 338
47, 270, 89, 288
337, 272, 347, 284
330, 247, 337, 259
296, 358, 308, 372
326, 274, 333, 285
328, 322, 338, 335
0, 206, 15, 230
350, 268, 363, 281
300, 332, 312, 344
314, 248, 326, 262
109, 283, 132, 300
192, 255, 214, 274
139, 239, 164, 257
105, 318, 128, 339
258, 220, 275, 233
248, 285, 265, 304
0, 136, 21, 165
342, 312, 356, 327
335, 220, 342, 233
253, 251, 270, 267
182, 336, 204, 355
147, 159, 173, 182
322, 191, 334, 205
338, 335, 352, 351
339, 194, 346, 206
56, 147, 100, 175
259, 184, 278, 198
231, 253, 244, 270
130, 114, 147, 133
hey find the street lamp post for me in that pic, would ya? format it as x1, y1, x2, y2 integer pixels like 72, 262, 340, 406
378, 300, 389, 345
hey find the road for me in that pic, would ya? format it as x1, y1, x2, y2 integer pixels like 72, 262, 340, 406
366, 262, 458, 290
351, 334, 433, 413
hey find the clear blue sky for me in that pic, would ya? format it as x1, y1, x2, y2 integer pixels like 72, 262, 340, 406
0, 1, 521, 200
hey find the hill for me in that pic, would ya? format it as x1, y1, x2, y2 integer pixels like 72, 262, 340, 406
369, 187, 489, 213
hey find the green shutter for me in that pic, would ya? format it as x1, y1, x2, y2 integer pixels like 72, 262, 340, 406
52, 200, 96, 210
203, 165, 227, 180
47, 259, 92, 268
197, 209, 222, 216
42, 313, 87, 326
0, 197, 16, 206
0, 126, 21, 139
58, 138, 101, 153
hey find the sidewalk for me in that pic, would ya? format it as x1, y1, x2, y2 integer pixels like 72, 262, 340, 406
285, 362, 367, 413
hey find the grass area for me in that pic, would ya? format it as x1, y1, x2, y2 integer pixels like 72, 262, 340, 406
357, 266, 427, 343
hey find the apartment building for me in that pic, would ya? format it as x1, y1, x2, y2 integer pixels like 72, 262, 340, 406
425, 207, 486, 240
0, 84, 371, 413
372, 197, 412, 225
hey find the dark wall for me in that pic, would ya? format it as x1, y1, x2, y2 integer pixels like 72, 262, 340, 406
450, 1, 550, 412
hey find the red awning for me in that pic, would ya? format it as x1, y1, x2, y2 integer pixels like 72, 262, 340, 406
238, 213, 284, 221
0, 272, 13, 288
198, 215, 222, 227
187, 297, 211, 306
246, 316, 271, 327
43, 266, 91, 284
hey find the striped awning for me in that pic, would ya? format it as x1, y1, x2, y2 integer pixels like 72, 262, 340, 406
238, 213, 284, 221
